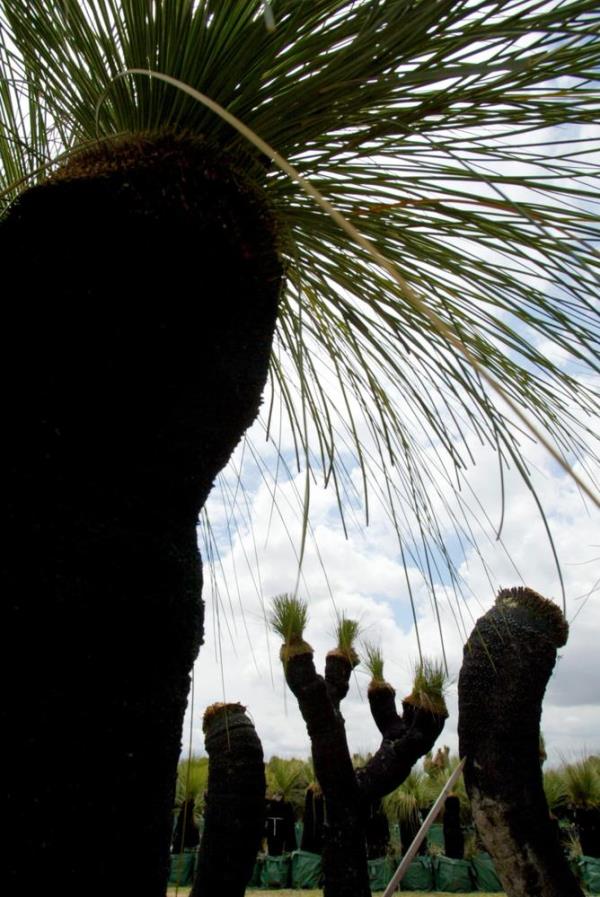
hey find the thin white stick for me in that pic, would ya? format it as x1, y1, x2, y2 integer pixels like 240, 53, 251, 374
382, 757, 467, 897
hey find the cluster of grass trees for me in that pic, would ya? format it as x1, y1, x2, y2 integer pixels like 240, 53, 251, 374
176, 749, 600, 854
2, 2, 599, 896
169, 591, 598, 896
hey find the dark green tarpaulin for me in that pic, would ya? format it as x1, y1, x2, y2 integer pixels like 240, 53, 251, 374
578, 855, 600, 894
471, 852, 503, 892
427, 823, 445, 849
250, 855, 264, 887
168, 850, 195, 886
291, 849, 322, 888
260, 853, 291, 888
434, 855, 473, 892
400, 855, 434, 891
368, 856, 395, 890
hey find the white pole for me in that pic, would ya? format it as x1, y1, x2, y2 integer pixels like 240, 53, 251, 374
382, 757, 467, 897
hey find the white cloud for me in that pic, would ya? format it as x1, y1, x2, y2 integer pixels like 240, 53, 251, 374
182, 431, 600, 771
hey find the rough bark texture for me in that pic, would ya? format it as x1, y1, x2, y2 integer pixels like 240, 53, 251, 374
192, 704, 266, 897
458, 586, 584, 897
4, 134, 281, 895
284, 650, 447, 896
285, 650, 371, 897
356, 686, 447, 803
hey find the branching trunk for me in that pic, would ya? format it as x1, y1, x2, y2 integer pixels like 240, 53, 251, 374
458, 586, 585, 897
4, 134, 282, 895
192, 703, 266, 897
356, 685, 446, 803
284, 648, 370, 897
283, 646, 446, 897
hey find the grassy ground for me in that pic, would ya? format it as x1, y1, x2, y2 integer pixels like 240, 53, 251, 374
167, 891, 506, 896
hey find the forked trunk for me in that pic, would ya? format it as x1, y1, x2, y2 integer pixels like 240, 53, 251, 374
4, 134, 282, 895
192, 703, 266, 897
458, 586, 585, 897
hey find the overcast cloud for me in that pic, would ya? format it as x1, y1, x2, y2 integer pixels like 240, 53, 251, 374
181, 417, 600, 770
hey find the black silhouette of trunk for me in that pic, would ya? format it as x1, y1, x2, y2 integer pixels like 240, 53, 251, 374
4, 134, 282, 895
575, 807, 600, 858
443, 795, 464, 859
173, 799, 200, 852
264, 797, 296, 855
192, 703, 266, 897
301, 785, 326, 853
458, 586, 585, 897
283, 646, 446, 897
365, 800, 390, 859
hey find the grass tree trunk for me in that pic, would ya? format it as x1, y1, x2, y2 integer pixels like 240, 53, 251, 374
273, 602, 448, 897
285, 647, 371, 897
458, 587, 585, 897
355, 678, 447, 806
192, 703, 266, 897
4, 134, 282, 895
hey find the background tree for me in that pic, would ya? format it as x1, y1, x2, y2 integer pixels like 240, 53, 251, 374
458, 586, 585, 897
2, 2, 599, 894
270, 595, 448, 897
192, 702, 266, 897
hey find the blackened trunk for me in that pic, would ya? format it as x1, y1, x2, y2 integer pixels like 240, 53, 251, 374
575, 807, 600, 858
4, 135, 281, 895
173, 799, 201, 852
192, 703, 266, 897
264, 798, 297, 855
301, 786, 326, 854
356, 686, 446, 803
443, 795, 464, 859
284, 650, 371, 897
458, 586, 584, 897
365, 800, 390, 859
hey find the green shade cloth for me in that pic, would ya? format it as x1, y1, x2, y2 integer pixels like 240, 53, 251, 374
260, 853, 291, 888
471, 852, 503, 892
368, 855, 395, 890
578, 855, 600, 894
427, 823, 445, 849
168, 851, 195, 886
434, 856, 474, 892
291, 849, 322, 888
400, 855, 434, 891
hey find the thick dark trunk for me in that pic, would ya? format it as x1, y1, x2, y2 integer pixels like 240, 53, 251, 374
301, 786, 326, 854
192, 703, 266, 897
284, 650, 371, 897
458, 586, 584, 897
172, 799, 201, 852
443, 795, 464, 859
264, 798, 296, 855
4, 135, 281, 895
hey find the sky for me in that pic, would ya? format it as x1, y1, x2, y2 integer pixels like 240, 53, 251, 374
181, 405, 600, 770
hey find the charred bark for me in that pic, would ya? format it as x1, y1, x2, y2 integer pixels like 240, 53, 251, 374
458, 586, 584, 897
443, 795, 464, 859
284, 649, 371, 897
355, 684, 447, 804
173, 798, 200, 852
192, 703, 266, 897
4, 134, 282, 895
283, 647, 447, 896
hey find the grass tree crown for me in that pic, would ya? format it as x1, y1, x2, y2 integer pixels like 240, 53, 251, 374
1, 0, 599, 623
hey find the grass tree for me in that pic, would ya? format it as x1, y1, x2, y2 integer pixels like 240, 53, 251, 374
458, 586, 585, 897
1, 2, 599, 895
192, 702, 266, 897
271, 595, 448, 897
